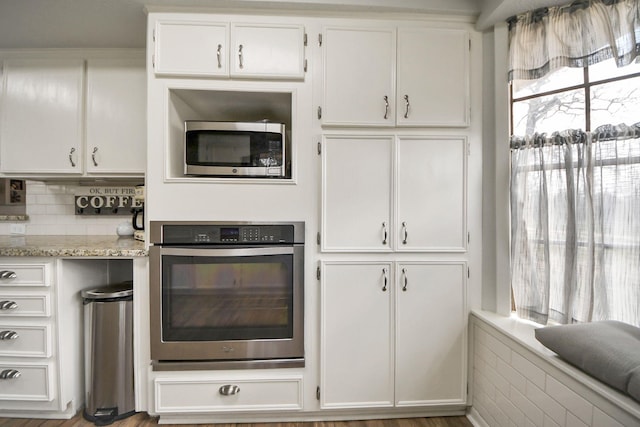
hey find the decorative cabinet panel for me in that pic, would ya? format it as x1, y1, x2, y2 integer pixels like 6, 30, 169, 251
322, 26, 395, 126
394, 262, 467, 406
154, 20, 306, 79
154, 375, 304, 413
321, 25, 470, 127
0, 52, 146, 178
321, 136, 393, 251
321, 135, 467, 252
320, 262, 394, 409
396, 28, 469, 127
85, 57, 146, 174
395, 136, 467, 252
153, 21, 229, 77
320, 261, 467, 409
0, 59, 84, 174
230, 23, 306, 79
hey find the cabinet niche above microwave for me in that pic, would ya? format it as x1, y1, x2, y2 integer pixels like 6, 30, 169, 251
165, 88, 294, 182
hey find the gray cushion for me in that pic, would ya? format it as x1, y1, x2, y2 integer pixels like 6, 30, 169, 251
535, 320, 640, 403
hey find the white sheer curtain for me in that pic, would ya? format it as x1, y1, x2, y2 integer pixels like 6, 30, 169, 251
508, 0, 640, 81
511, 124, 640, 326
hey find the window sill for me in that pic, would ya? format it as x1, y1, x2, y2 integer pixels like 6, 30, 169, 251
470, 309, 640, 421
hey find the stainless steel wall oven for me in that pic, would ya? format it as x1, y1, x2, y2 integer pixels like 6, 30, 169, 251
149, 221, 304, 370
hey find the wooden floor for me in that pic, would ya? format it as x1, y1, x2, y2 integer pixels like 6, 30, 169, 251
0, 412, 473, 427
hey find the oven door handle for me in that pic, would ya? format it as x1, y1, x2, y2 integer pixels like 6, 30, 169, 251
157, 246, 295, 257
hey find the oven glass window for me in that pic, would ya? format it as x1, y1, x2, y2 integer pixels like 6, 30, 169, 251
161, 253, 294, 341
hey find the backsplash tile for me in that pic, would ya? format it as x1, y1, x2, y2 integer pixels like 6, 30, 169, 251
0, 180, 133, 236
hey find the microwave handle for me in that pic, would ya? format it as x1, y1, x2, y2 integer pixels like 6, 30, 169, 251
157, 246, 294, 258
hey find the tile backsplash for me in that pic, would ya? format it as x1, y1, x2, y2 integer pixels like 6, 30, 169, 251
0, 180, 137, 236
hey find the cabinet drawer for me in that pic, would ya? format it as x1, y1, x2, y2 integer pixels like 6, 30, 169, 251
155, 376, 303, 413
0, 362, 54, 401
0, 263, 51, 287
0, 324, 51, 357
0, 293, 50, 317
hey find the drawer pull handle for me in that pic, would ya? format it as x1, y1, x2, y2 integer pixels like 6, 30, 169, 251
219, 384, 240, 396
0, 369, 21, 380
0, 301, 18, 310
0, 331, 18, 340
0, 271, 17, 280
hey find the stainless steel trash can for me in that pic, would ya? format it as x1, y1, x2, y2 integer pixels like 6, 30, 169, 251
82, 283, 135, 425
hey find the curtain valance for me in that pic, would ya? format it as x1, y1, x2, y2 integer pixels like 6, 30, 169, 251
508, 0, 640, 81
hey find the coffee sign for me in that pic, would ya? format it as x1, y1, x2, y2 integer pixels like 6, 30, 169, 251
74, 187, 142, 215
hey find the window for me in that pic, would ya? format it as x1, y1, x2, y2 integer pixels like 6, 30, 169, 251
510, 59, 640, 326
511, 60, 640, 136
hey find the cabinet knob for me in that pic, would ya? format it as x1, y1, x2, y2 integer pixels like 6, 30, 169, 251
402, 268, 408, 292
217, 44, 222, 68
402, 222, 408, 245
0, 301, 18, 310
219, 384, 240, 396
238, 44, 244, 69
382, 267, 388, 292
381, 222, 388, 245
68, 147, 76, 167
0, 330, 18, 340
383, 95, 389, 120
91, 146, 99, 167
0, 270, 17, 280
0, 369, 21, 380
404, 94, 410, 119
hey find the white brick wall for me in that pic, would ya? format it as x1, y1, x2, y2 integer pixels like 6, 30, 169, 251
469, 312, 640, 427
0, 180, 136, 236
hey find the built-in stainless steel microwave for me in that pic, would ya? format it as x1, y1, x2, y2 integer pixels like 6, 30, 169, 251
184, 121, 286, 177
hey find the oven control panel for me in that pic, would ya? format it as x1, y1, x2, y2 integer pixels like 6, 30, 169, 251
159, 223, 301, 245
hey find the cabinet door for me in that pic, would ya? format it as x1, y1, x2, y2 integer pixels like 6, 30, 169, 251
396, 28, 469, 127
320, 262, 394, 409
230, 24, 305, 79
86, 57, 146, 174
0, 59, 83, 174
154, 20, 229, 77
396, 137, 467, 252
321, 136, 392, 252
322, 27, 395, 126
395, 262, 467, 406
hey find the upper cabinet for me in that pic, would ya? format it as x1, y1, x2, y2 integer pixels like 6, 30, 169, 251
321, 27, 396, 127
0, 59, 84, 175
321, 25, 470, 127
85, 57, 146, 175
0, 51, 146, 178
153, 20, 306, 79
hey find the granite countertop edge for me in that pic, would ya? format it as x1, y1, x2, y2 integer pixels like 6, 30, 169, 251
0, 235, 148, 257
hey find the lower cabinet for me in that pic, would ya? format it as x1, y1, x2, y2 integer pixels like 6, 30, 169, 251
154, 374, 304, 413
320, 261, 467, 409
0, 259, 62, 413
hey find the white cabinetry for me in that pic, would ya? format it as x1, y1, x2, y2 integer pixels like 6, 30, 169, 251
322, 27, 395, 126
154, 20, 306, 79
154, 374, 303, 413
0, 59, 84, 174
321, 26, 469, 127
0, 51, 146, 178
85, 57, 146, 175
321, 135, 467, 252
320, 261, 466, 409
0, 260, 62, 413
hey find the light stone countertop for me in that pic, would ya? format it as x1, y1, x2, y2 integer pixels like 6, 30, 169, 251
0, 235, 147, 257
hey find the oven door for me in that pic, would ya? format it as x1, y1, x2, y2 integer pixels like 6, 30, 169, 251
149, 245, 304, 365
